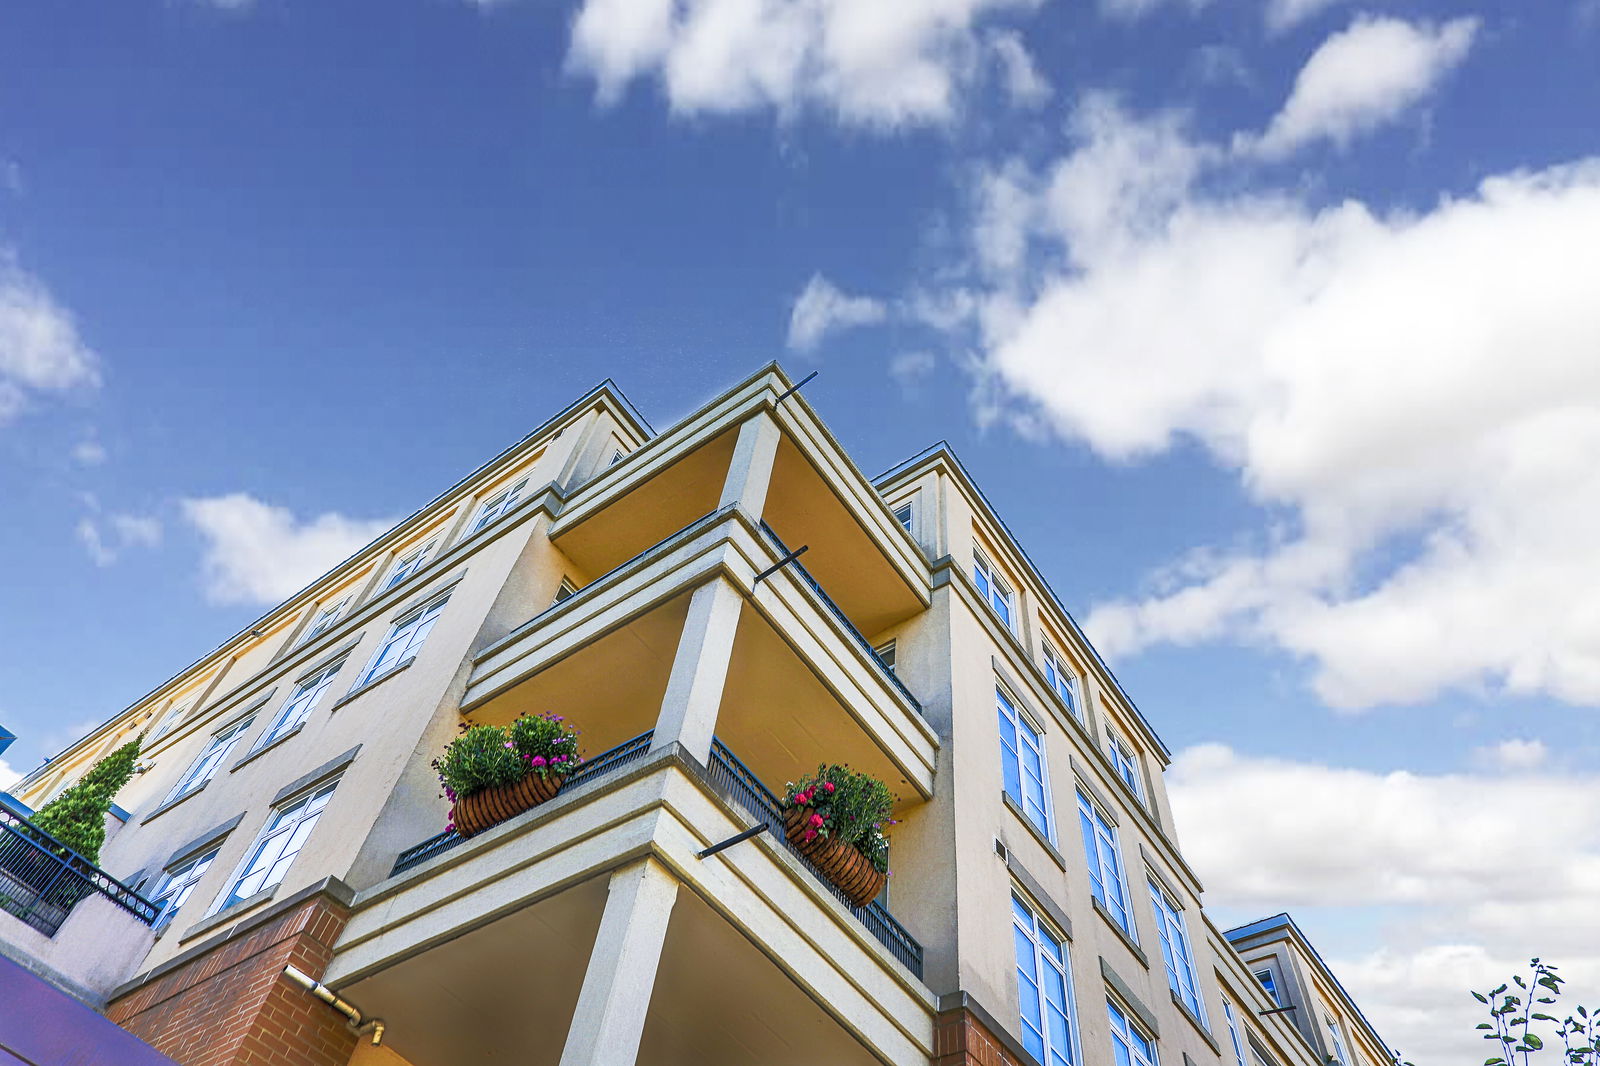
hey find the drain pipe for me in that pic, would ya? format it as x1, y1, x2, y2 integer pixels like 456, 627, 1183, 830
283, 965, 386, 1046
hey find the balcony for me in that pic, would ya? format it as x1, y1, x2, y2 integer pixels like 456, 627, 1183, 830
0, 806, 156, 937
329, 738, 937, 1066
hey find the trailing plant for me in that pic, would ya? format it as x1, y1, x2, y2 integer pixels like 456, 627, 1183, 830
433, 713, 582, 804
782, 764, 896, 874
1467, 959, 1597, 1066
31, 736, 142, 865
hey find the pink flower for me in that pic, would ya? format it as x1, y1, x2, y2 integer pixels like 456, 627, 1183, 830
802, 829, 817, 843
530, 755, 547, 767
823, 782, 835, 793
809, 813, 824, 828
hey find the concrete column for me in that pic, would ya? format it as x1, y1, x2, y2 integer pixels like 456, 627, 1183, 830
717, 411, 782, 516
558, 859, 681, 1066
651, 578, 743, 760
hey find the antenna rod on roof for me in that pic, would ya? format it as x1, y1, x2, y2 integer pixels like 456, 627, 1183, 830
775, 370, 818, 405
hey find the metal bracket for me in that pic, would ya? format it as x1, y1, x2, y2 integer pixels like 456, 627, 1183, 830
696, 823, 769, 859
774, 370, 818, 405
1259, 1005, 1299, 1017
753, 545, 809, 584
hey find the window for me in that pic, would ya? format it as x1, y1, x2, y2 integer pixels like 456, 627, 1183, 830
1107, 731, 1142, 800
297, 599, 348, 647
609, 448, 626, 466
1324, 1016, 1350, 1066
1223, 1000, 1249, 1066
893, 502, 913, 533
1013, 895, 1078, 1066
148, 702, 191, 742
219, 781, 337, 910
973, 548, 1015, 631
469, 478, 529, 534
381, 538, 437, 592
254, 659, 344, 750
873, 640, 897, 673
997, 686, 1052, 839
168, 716, 255, 802
1149, 879, 1204, 1021
553, 578, 576, 605
1077, 791, 1135, 937
1254, 968, 1281, 1006
149, 847, 220, 932
357, 595, 448, 686
1108, 999, 1159, 1066
1042, 644, 1081, 721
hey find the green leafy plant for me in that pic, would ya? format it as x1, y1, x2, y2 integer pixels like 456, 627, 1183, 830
782, 764, 896, 874
30, 737, 141, 865
1466, 959, 1597, 1066
433, 713, 582, 803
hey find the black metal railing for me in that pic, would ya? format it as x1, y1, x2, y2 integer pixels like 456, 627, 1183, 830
0, 807, 158, 936
392, 730, 657, 876
705, 738, 924, 978
758, 522, 924, 716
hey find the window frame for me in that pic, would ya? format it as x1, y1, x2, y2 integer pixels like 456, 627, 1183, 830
997, 684, 1055, 842
297, 598, 349, 648
1107, 998, 1160, 1066
1076, 790, 1136, 938
1013, 892, 1080, 1066
1223, 1000, 1250, 1066
216, 779, 338, 912
1041, 642, 1082, 722
380, 537, 438, 592
252, 658, 345, 751
553, 577, 577, 605
892, 501, 914, 533
355, 593, 449, 688
469, 477, 530, 534
1324, 1014, 1351, 1066
1254, 967, 1282, 1007
873, 639, 897, 673
1106, 729, 1143, 801
1148, 878, 1205, 1023
973, 547, 1016, 632
167, 715, 255, 803
149, 846, 221, 933
148, 701, 192, 743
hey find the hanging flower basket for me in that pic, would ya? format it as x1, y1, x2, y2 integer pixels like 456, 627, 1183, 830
433, 713, 583, 838
781, 764, 896, 908
452, 771, 566, 838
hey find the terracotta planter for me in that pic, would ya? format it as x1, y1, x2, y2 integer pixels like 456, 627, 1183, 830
451, 773, 566, 838
783, 806, 887, 907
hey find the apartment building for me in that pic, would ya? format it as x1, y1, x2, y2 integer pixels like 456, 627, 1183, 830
1, 364, 1395, 1066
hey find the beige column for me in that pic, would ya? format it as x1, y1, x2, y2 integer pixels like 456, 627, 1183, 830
717, 411, 782, 515
558, 859, 680, 1066
650, 578, 743, 760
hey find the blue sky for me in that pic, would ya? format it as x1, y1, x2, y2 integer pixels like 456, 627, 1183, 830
3, 0, 1598, 1057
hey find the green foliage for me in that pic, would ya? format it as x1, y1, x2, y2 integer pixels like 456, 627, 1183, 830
433, 713, 582, 801
783, 764, 897, 874
30, 737, 141, 865
1452, 959, 1598, 1066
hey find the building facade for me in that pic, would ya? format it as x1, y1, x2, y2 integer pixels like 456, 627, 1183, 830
3, 365, 1395, 1066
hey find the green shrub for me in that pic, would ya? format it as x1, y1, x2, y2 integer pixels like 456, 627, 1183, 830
31, 737, 141, 865
433, 713, 582, 802
782, 764, 896, 874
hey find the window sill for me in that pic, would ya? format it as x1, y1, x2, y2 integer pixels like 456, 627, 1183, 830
139, 783, 208, 826
180, 886, 277, 944
1171, 989, 1221, 1055
1001, 791, 1067, 871
331, 657, 415, 712
230, 723, 305, 773
1091, 895, 1149, 970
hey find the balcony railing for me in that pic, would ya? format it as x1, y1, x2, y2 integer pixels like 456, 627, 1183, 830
392, 730, 657, 875
704, 738, 924, 978
758, 522, 924, 716
0, 807, 158, 936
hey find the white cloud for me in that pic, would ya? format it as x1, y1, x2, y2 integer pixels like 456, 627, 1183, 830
1263, 0, 1346, 33
988, 30, 1050, 107
71, 438, 107, 466
786, 273, 887, 352
1473, 737, 1549, 772
1170, 745, 1600, 1065
890, 350, 938, 388
182, 494, 393, 606
1247, 15, 1478, 159
565, 0, 1044, 129
0, 758, 19, 791
0, 251, 100, 425
77, 512, 162, 567
936, 96, 1600, 709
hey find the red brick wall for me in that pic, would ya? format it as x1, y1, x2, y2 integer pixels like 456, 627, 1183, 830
107, 894, 358, 1066
934, 1005, 1032, 1066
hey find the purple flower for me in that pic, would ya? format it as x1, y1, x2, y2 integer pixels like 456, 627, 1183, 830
530, 755, 547, 767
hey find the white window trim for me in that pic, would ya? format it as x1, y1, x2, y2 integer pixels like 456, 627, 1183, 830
998, 685, 1056, 843
1107, 730, 1143, 801
354, 593, 449, 688
1148, 878, 1205, 1024
253, 659, 345, 751
381, 537, 438, 592
469, 478, 530, 534
1254, 967, 1282, 1007
873, 639, 897, 672
1013, 892, 1080, 1066
148, 701, 192, 743
1108, 998, 1160, 1066
1223, 1000, 1250, 1066
150, 847, 220, 932
553, 577, 577, 605
1324, 1015, 1350, 1066
215, 779, 338, 913
973, 546, 1016, 632
297, 598, 349, 648
1077, 790, 1136, 938
892, 501, 914, 534
167, 715, 255, 803
1042, 643, 1082, 722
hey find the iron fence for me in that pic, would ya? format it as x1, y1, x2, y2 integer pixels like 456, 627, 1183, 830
0, 807, 157, 936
